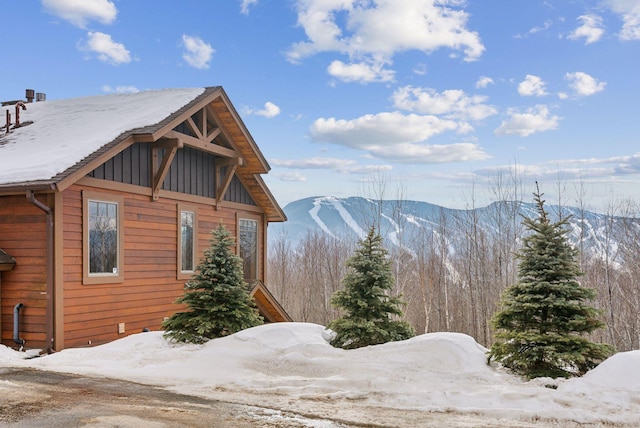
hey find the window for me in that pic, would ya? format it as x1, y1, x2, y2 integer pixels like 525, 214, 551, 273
177, 205, 197, 279
238, 216, 259, 283
83, 191, 124, 284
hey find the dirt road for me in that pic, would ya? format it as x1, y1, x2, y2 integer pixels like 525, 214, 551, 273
0, 368, 349, 427
0, 367, 616, 427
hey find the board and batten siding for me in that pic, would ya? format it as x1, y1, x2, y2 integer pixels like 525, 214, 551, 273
60, 183, 263, 348
0, 195, 48, 347
89, 142, 256, 205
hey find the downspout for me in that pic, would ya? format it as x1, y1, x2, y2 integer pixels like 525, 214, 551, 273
26, 190, 54, 353
13, 303, 25, 347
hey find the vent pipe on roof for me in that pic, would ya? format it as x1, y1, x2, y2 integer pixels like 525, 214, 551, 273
15, 102, 26, 127
36, 92, 46, 102
25, 89, 35, 103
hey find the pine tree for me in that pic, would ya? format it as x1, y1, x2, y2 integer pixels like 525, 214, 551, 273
163, 224, 263, 343
488, 186, 613, 379
328, 227, 415, 349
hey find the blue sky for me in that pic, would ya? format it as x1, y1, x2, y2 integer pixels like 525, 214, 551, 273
2, 1, 639, 212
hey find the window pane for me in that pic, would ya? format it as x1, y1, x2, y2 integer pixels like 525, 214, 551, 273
181, 211, 194, 272
239, 219, 258, 282
89, 200, 118, 274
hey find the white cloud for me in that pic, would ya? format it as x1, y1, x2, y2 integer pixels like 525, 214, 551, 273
413, 63, 428, 76
518, 75, 548, 97
605, 0, 640, 40
613, 152, 640, 175
327, 60, 395, 83
274, 171, 307, 182
310, 111, 489, 163
476, 76, 494, 89
392, 86, 497, 121
102, 85, 139, 94
478, 153, 640, 188
568, 14, 605, 44
181, 35, 214, 69
42, 0, 117, 28
272, 157, 393, 174
529, 19, 553, 34
514, 19, 553, 39
240, 0, 258, 15
363, 141, 489, 163
311, 112, 458, 146
81, 31, 131, 65
565, 72, 607, 96
495, 105, 560, 137
287, 0, 484, 77
248, 101, 281, 118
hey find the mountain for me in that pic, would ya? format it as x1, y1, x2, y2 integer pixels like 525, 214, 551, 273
269, 196, 630, 259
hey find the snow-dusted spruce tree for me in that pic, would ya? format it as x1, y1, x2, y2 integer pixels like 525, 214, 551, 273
162, 224, 262, 343
488, 187, 613, 379
328, 227, 415, 349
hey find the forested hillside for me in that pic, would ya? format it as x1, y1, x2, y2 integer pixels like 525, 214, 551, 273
268, 196, 640, 351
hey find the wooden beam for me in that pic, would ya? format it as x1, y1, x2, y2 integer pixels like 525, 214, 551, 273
206, 127, 221, 144
164, 130, 238, 159
206, 105, 240, 154
205, 104, 223, 144
199, 108, 207, 138
186, 116, 204, 140
154, 137, 184, 150
216, 158, 241, 208
151, 138, 180, 201
217, 157, 244, 167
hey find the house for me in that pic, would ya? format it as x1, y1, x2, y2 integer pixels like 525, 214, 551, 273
0, 87, 290, 352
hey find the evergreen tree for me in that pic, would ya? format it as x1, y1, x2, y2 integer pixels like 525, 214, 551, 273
328, 227, 415, 349
489, 186, 613, 378
163, 224, 263, 343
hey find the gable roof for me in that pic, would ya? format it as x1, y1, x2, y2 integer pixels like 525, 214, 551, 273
250, 280, 292, 323
0, 88, 205, 186
0, 86, 285, 222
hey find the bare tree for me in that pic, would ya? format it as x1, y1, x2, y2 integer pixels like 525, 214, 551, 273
267, 171, 638, 353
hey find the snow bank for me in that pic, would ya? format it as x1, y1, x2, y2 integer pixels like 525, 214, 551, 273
1, 323, 639, 425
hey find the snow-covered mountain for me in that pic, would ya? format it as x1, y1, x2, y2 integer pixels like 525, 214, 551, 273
269, 196, 635, 259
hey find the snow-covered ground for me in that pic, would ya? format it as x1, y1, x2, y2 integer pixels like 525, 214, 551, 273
1, 323, 638, 427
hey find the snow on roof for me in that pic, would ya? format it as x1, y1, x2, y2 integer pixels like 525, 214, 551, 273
0, 88, 205, 186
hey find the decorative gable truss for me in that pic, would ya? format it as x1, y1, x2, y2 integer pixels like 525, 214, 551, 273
43, 86, 283, 221
150, 105, 243, 204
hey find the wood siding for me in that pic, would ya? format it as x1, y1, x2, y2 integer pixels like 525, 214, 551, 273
0, 195, 48, 347
0, 89, 282, 350
60, 182, 266, 348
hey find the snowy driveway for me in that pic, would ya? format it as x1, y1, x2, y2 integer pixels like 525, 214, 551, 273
0, 367, 622, 428
0, 368, 346, 427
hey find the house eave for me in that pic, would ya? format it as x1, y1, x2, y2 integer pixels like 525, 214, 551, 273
0, 181, 57, 195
